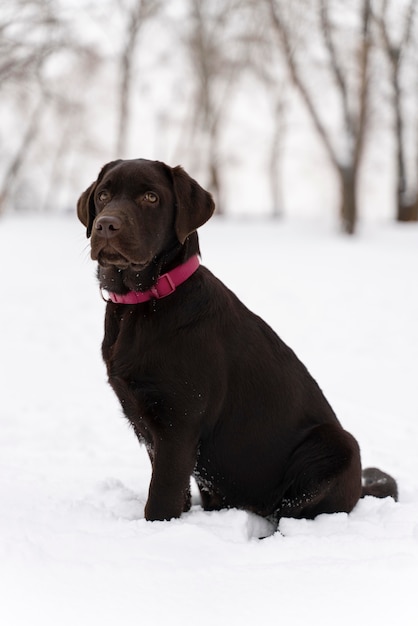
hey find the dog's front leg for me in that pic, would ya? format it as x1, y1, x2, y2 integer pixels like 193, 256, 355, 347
144, 438, 197, 522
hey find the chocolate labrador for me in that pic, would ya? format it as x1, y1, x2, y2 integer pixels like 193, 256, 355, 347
77, 158, 397, 524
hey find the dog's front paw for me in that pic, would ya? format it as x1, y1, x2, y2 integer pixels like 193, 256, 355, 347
144, 501, 181, 522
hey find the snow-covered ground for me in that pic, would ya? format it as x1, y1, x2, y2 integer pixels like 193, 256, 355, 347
1, 213, 417, 625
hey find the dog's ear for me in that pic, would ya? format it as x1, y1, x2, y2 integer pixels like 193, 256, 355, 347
170, 165, 215, 244
77, 182, 96, 237
77, 160, 122, 238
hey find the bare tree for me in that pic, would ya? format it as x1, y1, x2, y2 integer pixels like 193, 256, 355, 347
36, 33, 108, 211
0, 0, 60, 87
115, 0, 163, 157
180, 0, 251, 214
239, 2, 288, 218
0, 0, 66, 213
374, 0, 418, 222
252, 70, 287, 219
0, 0, 113, 214
266, 0, 373, 234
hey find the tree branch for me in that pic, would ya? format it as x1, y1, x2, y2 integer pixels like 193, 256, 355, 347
319, 0, 354, 139
267, 0, 340, 170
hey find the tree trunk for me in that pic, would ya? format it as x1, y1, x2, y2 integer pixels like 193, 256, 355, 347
391, 57, 418, 222
339, 166, 357, 235
395, 79, 418, 222
208, 122, 223, 215
397, 197, 418, 222
116, 31, 136, 157
377, 0, 417, 222
270, 90, 285, 218
208, 159, 223, 215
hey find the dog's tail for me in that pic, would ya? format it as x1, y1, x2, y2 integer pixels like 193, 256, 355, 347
361, 467, 398, 501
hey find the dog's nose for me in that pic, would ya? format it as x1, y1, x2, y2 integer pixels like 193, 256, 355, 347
94, 215, 122, 238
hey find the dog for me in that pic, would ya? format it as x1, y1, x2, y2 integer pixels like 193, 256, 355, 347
77, 158, 398, 524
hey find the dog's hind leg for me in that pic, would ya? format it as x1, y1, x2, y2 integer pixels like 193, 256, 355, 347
274, 423, 363, 521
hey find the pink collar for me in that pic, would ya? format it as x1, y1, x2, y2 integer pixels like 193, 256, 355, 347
106, 255, 200, 304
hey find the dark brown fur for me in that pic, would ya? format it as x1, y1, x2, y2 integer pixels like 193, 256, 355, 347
77, 158, 398, 524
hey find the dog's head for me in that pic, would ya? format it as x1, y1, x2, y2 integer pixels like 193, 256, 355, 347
77, 159, 215, 279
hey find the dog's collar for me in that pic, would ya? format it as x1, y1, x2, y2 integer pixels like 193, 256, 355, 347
104, 255, 200, 304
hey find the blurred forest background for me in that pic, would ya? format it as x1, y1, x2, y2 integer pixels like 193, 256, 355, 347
1, 0, 418, 234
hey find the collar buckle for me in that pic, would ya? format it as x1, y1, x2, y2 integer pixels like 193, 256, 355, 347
150, 272, 176, 299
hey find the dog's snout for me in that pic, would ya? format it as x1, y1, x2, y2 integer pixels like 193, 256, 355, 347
94, 215, 122, 238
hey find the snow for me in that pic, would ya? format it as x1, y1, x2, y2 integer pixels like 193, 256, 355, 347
1, 213, 418, 625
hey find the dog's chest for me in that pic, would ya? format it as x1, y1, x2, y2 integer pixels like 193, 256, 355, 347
105, 307, 161, 369
104, 309, 184, 421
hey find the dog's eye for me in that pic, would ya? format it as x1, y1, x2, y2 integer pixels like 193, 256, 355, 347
98, 190, 110, 203
143, 192, 159, 204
